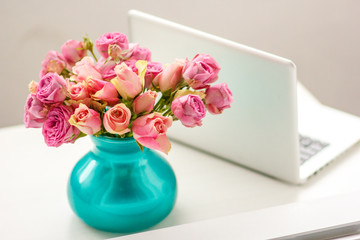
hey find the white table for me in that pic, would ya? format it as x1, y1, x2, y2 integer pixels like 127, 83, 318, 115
1, 125, 360, 239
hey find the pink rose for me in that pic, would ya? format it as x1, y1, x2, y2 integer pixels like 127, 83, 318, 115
36, 72, 67, 104
40, 51, 67, 78
69, 103, 101, 135
96, 57, 117, 80
128, 44, 151, 61
132, 113, 172, 154
133, 90, 157, 114
144, 62, 163, 89
103, 103, 131, 135
153, 60, 184, 92
95, 32, 129, 58
171, 94, 206, 127
85, 77, 119, 106
72, 57, 102, 82
42, 105, 80, 147
24, 94, 48, 128
182, 54, 221, 89
205, 83, 233, 114
61, 40, 87, 66
67, 82, 89, 101
111, 62, 142, 100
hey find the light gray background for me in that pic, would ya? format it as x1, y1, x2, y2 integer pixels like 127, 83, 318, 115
1, 0, 359, 128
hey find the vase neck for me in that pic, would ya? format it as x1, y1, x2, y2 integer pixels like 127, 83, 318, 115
90, 136, 145, 161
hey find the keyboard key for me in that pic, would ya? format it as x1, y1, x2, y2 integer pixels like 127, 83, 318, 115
299, 135, 329, 165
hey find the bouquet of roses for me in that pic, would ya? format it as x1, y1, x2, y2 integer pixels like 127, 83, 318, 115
24, 32, 233, 154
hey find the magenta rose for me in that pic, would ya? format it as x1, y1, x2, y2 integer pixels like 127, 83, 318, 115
40, 51, 67, 78
182, 54, 221, 89
96, 57, 117, 80
42, 105, 80, 147
205, 83, 233, 114
171, 94, 206, 127
132, 113, 172, 154
36, 72, 67, 104
95, 32, 129, 58
128, 45, 151, 61
24, 94, 48, 128
69, 104, 101, 135
144, 62, 163, 89
61, 40, 87, 66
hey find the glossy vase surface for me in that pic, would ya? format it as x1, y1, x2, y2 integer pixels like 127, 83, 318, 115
67, 135, 177, 233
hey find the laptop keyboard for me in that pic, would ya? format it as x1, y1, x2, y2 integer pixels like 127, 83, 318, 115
299, 135, 329, 164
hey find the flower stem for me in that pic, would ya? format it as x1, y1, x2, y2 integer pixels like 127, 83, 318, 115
89, 49, 98, 61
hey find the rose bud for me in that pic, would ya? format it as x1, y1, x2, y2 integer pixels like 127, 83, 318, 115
133, 90, 157, 114
61, 40, 87, 66
95, 32, 129, 58
182, 54, 221, 89
153, 59, 184, 92
111, 62, 142, 100
85, 77, 119, 106
205, 83, 233, 114
42, 105, 80, 147
69, 103, 101, 135
103, 103, 131, 135
72, 56, 102, 82
37, 72, 67, 104
171, 94, 206, 128
39, 51, 67, 78
24, 94, 48, 128
132, 113, 172, 154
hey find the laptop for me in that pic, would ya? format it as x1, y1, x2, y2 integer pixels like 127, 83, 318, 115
128, 10, 360, 184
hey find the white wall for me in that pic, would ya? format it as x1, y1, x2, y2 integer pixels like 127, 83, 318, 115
1, 0, 359, 128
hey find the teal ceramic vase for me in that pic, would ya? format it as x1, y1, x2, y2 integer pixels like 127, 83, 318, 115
67, 135, 177, 233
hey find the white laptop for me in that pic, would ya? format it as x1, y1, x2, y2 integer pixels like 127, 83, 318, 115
128, 10, 360, 184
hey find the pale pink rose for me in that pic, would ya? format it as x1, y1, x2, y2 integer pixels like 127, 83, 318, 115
69, 103, 101, 135
96, 57, 117, 80
40, 51, 67, 78
144, 62, 163, 89
85, 77, 119, 105
111, 62, 142, 100
133, 90, 157, 114
67, 82, 89, 101
205, 83, 233, 114
182, 54, 221, 89
24, 94, 48, 128
72, 56, 102, 82
37, 72, 67, 104
28, 81, 38, 94
171, 94, 206, 127
61, 40, 87, 66
95, 32, 129, 58
103, 103, 131, 135
132, 113, 172, 154
124, 60, 139, 72
153, 60, 184, 92
42, 105, 80, 147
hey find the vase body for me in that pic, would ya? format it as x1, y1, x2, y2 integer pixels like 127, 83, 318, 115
67, 136, 177, 233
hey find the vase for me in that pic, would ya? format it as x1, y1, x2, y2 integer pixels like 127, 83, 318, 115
67, 135, 177, 233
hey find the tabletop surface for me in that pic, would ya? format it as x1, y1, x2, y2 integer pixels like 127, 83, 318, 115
1, 125, 360, 239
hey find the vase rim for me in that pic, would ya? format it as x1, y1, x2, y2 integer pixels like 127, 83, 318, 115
90, 135, 136, 144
